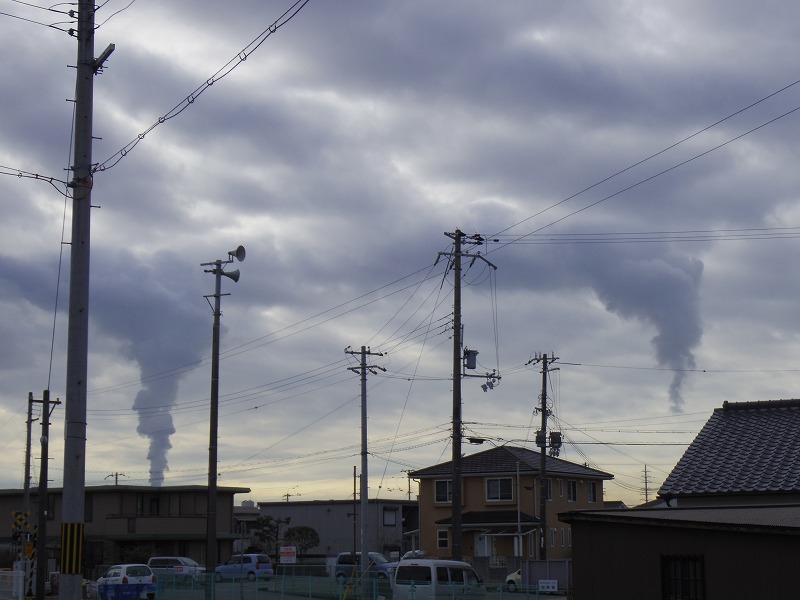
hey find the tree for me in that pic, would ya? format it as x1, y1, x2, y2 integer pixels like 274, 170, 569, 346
253, 515, 290, 553
283, 525, 320, 558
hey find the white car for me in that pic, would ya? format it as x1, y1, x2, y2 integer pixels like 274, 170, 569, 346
505, 569, 522, 592
96, 564, 156, 600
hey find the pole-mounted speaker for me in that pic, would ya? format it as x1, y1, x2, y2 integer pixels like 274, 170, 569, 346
222, 269, 240, 282
228, 246, 246, 262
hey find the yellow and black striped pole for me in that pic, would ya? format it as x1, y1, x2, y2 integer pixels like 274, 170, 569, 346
60, 523, 84, 575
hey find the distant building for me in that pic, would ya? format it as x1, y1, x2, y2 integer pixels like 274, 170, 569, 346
251, 498, 419, 559
0, 484, 248, 576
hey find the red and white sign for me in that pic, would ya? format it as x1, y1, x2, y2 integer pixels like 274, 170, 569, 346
279, 546, 297, 564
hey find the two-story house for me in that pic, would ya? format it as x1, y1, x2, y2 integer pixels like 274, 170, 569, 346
408, 445, 613, 562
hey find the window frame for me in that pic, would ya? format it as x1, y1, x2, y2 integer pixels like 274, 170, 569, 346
435, 480, 453, 503
587, 481, 597, 503
567, 480, 578, 502
437, 529, 449, 549
485, 477, 514, 502
661, 555, 705, 600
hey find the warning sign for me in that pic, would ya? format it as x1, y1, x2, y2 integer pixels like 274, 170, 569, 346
279, 546, 297, 564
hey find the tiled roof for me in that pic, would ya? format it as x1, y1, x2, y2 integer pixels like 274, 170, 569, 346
409, 445, 613, 480
659, 399, 800, 498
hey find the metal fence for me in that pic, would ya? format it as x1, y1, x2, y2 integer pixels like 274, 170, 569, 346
151, 569, 567, 600
0, 570, 24, 600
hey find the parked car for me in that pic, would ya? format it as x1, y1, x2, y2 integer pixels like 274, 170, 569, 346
401, 550, 426, 560
214, 554, 274, 582
334, 552, 398, 581
96, 564, 156, 600
393, 559, 487, 600
147, 557, 205, 583
505, 569, 522, 592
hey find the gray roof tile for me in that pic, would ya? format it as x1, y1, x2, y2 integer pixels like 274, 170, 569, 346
659, 399, 800, 498
409, 445, 613, 480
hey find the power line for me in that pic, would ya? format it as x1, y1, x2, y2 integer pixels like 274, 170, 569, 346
93, 0, 310, 172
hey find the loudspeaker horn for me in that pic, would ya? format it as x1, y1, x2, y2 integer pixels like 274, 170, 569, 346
228, 245, 246, 262
222, 269, 240, 283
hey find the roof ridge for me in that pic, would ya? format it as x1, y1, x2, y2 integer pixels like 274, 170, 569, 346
722, 398, 800, 411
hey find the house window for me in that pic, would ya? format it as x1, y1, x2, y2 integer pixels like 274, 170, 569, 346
549, 528, 556, 547
567, 481, 577, 502
435, 480, 453, 503
486, 477, 513, 501
544, 478, 552, 501
558, 479, 564, 497
661, 555, 705, 600
587, 481, 597, 503
383, 507, 397, 526
437, 529, 449, 549
560, 528, 565, 547
567, 528, 572, 546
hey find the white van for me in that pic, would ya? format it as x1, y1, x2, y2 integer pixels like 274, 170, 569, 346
392, 559, 487, 600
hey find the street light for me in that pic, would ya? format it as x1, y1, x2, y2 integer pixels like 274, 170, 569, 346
202, 245, 245, 576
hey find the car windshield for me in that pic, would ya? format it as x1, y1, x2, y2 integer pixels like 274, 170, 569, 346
126, 566, 151, 577
370, 554, 390, 564
183, 558, 200, 566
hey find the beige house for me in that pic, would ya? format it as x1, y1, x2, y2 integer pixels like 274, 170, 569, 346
409, 445, 612, 561
1, 484, 248, 576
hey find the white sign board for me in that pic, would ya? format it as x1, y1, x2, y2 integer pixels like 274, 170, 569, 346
538, 580, 558, 592
279, 546, 297, 564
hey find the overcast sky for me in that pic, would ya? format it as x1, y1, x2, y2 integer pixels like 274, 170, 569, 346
2, 0, 800, 509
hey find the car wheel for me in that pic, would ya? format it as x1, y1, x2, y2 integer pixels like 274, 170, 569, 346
215, 573, 223, 583
336, 574, 346, 585
247, 572, 256, 582
507, 581, 517, 593
377, 573, 387, 579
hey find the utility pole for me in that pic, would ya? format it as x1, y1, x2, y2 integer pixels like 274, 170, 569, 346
36, 390, 59, 600
346, 345, 385, 595
437, 230, 496, 560
527, 352, 558, 561
104, 473, 127, 486
60, 2, 113, 599
202, 245, 245, 578
24, 393, 37, 515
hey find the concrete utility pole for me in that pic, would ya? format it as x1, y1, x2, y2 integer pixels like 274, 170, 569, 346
527, 353, 558, 561
438, 230, 496, 560
36, 390, 59, 600
202, 245, 245, 577
346, 345, 385, 597
24, 393, 36, 515
60, 2, 113, 598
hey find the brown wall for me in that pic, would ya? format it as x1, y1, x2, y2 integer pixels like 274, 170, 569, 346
570, 520, 800, 600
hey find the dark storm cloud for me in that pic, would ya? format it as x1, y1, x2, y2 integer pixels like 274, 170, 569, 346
4, 0, 800, 504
